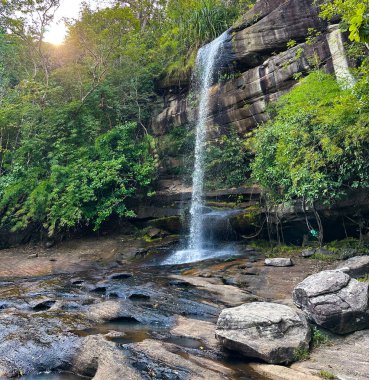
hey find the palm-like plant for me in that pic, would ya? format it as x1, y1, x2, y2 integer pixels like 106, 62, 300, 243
182, 0, 237, 48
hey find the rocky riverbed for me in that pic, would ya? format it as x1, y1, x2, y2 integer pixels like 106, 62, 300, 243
0, 235, 368, 380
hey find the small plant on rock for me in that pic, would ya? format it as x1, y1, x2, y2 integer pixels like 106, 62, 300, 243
312, 326, 329, 347
358, 274, 369, 282
319, 370, 338, 379
293, 346, 310, 361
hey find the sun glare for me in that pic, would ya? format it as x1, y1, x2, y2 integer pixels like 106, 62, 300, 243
44, 22, 67, 45
43, 0, 84, 45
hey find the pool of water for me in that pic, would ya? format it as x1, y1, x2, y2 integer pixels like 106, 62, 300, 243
73, 317, 168, 345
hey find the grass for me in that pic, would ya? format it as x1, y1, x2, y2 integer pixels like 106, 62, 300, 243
249, 240, 303, 258
310, 253, 339, 262
293, 346, 310, 361
325, 237, 368, 252
248, 238, 369, 262
319, 370, 338, 379
358, 274, 369, 282
311, 326, 330, 348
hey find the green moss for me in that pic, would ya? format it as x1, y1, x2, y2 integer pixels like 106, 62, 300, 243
326, 238, 369, 254
161, 49, 197, 87
249, 240, 303, 257
233, 206, 261, 226
319, 370, 338, 379
358, 274, 369, 282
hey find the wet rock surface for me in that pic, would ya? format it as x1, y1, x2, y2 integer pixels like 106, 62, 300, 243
215, 302, 311, 364
0, 236, 368, 379
73, 335, 141, 380
293, 270, 369, 334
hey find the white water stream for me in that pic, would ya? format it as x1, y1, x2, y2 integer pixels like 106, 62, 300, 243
163, 33, 236, 265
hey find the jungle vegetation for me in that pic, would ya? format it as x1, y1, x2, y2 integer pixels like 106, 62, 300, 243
0, 0, 253, 237
0, 0, 368, 241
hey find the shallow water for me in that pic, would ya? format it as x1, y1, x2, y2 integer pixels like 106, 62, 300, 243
161, 246, 239, 265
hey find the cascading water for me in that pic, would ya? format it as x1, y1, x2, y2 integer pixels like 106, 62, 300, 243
162, 32, 239, 266
188, 32, 228, 253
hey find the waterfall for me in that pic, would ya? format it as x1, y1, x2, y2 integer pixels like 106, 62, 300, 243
162, 32, 235, 266
327, 24, 356, 89
188, 32, 227, 253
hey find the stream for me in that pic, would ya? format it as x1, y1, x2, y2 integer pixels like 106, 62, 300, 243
0, 242, 265, 379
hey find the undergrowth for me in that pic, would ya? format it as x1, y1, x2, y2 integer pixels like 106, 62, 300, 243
319, 370, 338, 379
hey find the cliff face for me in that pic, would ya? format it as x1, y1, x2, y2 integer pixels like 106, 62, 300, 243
139, 0, 362, 239
151, 0, 350, 138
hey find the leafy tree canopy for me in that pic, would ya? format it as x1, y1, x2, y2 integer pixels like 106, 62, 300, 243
320, 0, 369, 43
252, 71, 369, 207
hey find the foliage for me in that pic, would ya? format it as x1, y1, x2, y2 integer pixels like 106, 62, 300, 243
182, 0, 237, 47
293, 346, 310, 361
204, 130, 251, 190
319, 370, 338, 380
0, 117, 156, 235
0, 0, 256, 239
358, 274, 369, 282
160, 0, 255, 77
320, 0, 369, 43
252, 71, 369, 207
311, 327, 330, 348
325, 237, 369, 253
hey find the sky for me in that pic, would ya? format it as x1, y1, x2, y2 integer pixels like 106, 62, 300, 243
44, 0, 111, 44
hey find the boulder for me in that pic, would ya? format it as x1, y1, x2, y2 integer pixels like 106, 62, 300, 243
146, 227, 167, 239
293, 270, 369, 334
73, 335, 141, 380
336, 256, 369, 278
315, 248, 335, 256
302, 249, 315, 258
265, 258, 294, 267
215, 302, 311, 364
149, 216, 182, 234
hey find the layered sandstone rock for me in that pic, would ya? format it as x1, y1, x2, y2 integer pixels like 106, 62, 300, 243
151, 0, 342, 137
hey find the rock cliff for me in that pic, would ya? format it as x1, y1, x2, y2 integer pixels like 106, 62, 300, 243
140, 0, 364, 241
151, 0, 349, 138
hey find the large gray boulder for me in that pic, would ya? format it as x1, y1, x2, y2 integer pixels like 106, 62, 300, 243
293, 270, 369, 334
336, 256, 369, 278
215, 302, 311, 364
73, 335, 141, 380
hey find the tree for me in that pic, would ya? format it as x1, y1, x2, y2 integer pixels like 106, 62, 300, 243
0, 0, 61, 85
320, 0, 369, 43
252, 71, 369, 242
